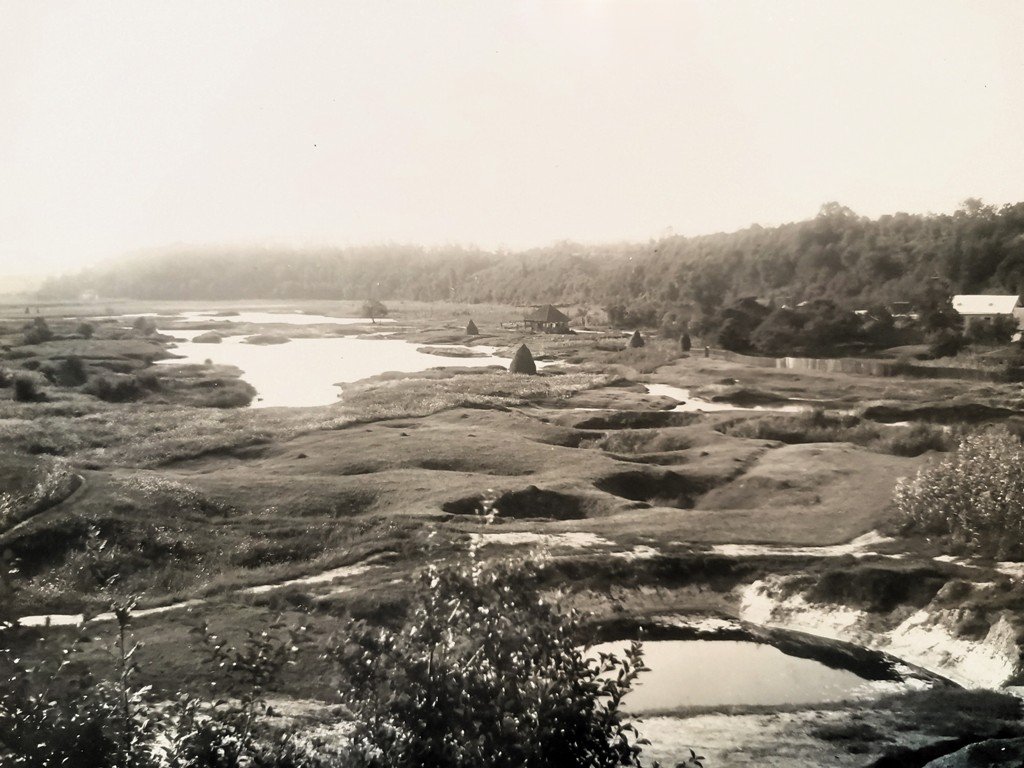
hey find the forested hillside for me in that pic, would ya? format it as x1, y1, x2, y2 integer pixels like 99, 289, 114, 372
40, 200, 1024, 323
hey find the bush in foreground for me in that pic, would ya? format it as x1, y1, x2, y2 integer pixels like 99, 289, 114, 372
332, 556, 650, 768
0, 537, 325, 768
1, 552, 660, 767
895, 428, 1024, 559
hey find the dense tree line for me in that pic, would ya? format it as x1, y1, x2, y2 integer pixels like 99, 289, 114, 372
41, 201, 1024, 327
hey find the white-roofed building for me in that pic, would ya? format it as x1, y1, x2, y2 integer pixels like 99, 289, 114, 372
951, 294, 1024, 328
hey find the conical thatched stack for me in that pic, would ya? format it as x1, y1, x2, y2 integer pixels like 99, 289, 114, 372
629, 329, 645, 348
466, 319, 479, 335
509, 344, 537, 375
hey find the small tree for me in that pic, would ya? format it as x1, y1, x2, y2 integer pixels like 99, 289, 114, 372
628, 330, 645, 348
331, 557, 652, 768
466, 319, 479, 336
362, 300, 388, 324
509, 344, 537, 374
77, 322, 95, 339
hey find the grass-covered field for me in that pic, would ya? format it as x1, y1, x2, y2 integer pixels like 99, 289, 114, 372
4, 299, 1024, 765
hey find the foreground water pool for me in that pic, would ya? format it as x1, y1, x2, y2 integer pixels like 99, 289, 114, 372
591, 639, 888, 711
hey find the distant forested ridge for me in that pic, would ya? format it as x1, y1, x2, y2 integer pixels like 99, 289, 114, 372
40, 200, 1024, 321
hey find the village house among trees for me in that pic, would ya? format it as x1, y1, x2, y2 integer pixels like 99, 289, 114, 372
951, 294, 1024, 329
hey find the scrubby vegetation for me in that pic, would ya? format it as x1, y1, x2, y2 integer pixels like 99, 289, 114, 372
895, 428, 1024, 558
13, 373, 45, 403
0, 597, 324, 767
23, 317, 53, 345
721, 410, 954, 456
0, 454, 77, 533
334, 556, 651, 768
0, 553, 656, 768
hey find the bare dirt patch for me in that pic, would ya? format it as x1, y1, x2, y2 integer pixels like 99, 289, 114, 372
443, 486, 588, 520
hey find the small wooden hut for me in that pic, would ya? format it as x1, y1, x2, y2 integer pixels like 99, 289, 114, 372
523, 305, 571, 334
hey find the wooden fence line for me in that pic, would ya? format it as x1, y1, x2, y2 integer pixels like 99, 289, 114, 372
706, 349, 1017, 382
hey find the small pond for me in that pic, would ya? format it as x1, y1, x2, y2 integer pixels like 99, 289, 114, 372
140, 310, 518, 408
590, 639, 894, 711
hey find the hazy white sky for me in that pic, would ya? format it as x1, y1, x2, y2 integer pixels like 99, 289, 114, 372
3, 0, 1024, 276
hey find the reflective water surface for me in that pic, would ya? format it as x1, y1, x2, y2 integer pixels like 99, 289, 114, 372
590, 639, 882, 711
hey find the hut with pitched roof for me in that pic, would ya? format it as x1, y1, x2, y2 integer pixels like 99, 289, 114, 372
523, 304, 571, 334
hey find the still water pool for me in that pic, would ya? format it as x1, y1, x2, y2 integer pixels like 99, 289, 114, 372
157, 332, 511, 408
590, 639, 886, 711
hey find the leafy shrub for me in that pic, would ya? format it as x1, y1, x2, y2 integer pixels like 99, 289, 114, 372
722, 410, 952, 456
22, 317, 53, 345
0, 552, 669, 768
331, 556, 652, 768
12, 374, 44, 402
0, 549, 324, 768
0, 456, 76, 532
86, 374, 143, 402
876, 422, 953, 457
134, 370, 161, 391
77, 322, 95, 339
964, 315, 1018, 345
895, 428, 1024, 558
926, 330, 965, 359
57, 356, 88, 387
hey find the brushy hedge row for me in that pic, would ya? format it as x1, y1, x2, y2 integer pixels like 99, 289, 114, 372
723, 409, 953, 457
895, 428, 1024, 559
